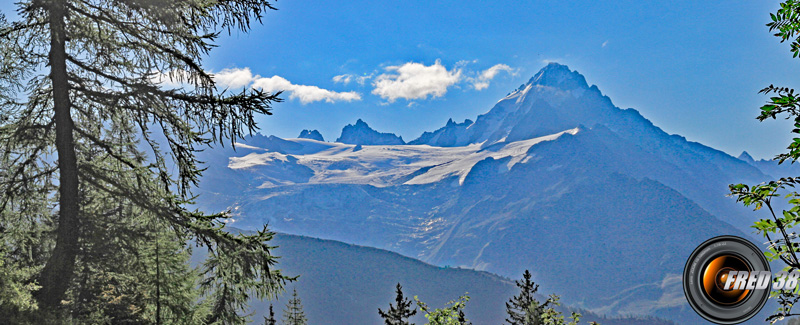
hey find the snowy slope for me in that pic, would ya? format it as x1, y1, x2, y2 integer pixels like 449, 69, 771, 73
227, 128, 579, 188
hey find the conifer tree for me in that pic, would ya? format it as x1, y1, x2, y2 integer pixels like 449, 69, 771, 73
0, 0, 290, 321
506, 270, 547, 324
263, 304, 276, 325
505, 270, 583, 325
282, 288, 307, 325
379, 283, 417, 325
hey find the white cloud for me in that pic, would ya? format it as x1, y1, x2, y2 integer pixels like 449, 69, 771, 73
153, 67, 361, 104
356, 74, 373, 85
371, 60, 462, 102
468, 64, 516, 90
334, 73, 373, 86
471, 81, 490, 91
213, 68, 255, 88
332, 74, 353, 84
154, 68, 256, 89
456, 59, 478, 68
252, 75, 362, 104
602, 40, 609, 48
481, 64, 515, 80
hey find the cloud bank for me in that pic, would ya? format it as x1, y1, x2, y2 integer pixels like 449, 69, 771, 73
371, 60, 462, 102
210, 68, 362, 104
252, 76, 362, 104
154, 60, 514, 106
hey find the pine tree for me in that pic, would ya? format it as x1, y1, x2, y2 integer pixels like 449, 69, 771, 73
282, 288, 308, 325
49, 118, 207, 323
506, 270, 547, 324
379, 283, 417, 325
263, 304, 276, 325
0, 0, 290, 320
505, 270, 583, 325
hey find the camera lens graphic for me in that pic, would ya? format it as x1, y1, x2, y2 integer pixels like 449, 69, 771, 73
683, 236, 770, 324
702, 255, 750, 305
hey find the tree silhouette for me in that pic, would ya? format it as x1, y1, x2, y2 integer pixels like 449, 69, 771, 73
264, 304, 277, 325
379, 283, 417, 325
506, 270, 585, 325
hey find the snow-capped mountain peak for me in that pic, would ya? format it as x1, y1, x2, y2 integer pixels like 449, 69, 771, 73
526, 62, 589, 91
409, 62, 606, 147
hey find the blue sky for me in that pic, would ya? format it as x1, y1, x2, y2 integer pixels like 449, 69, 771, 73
3, 1, 799, 159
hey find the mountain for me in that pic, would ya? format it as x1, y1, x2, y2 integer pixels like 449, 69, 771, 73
298, 129, 324, 141
195, 63, 779, 323
335, 119, 405, 145
408, 118, 474, 146
738, 151, 756, 164
407, 62, 601, 146
206, 231, 675, 325
737, 150, 800, 179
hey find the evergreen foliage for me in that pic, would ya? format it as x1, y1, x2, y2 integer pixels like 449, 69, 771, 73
282, 288, 307, 325
0, 0, 290, 322
379, 283, 417, 325
505, 270, 590, 325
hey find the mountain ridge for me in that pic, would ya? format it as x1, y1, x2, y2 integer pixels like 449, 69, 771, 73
335, 119, 405, 145
203, 231, 677, 324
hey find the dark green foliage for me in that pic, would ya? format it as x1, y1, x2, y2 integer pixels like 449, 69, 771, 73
283, 288, 307, 325
379, 283, 417, 325
729, 1, 800, 323
768, 0, 800, 58
505, 270, 585, 325
0, 0, 290, 322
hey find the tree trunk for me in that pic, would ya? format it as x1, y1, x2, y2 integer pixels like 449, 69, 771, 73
37, 0, 81, 308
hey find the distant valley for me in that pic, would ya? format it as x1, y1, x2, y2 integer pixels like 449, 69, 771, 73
218, 231, 676, 324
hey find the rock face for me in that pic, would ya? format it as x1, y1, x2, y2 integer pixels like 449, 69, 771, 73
298, 129, 324, 141
195, 63, 783, 324
408, 118, 474, 146
335, 119, 405, 145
